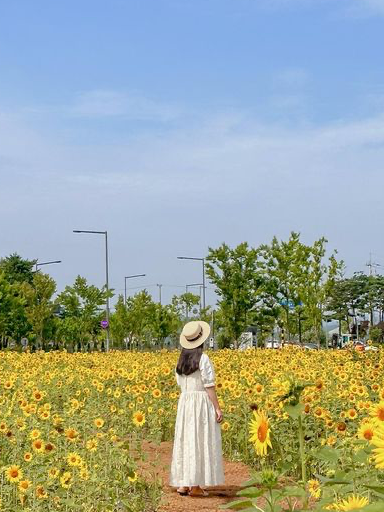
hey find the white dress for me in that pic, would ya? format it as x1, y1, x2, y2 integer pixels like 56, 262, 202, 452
169, 352, 225, 487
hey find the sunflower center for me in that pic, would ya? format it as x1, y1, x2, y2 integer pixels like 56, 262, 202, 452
378, 408, 384, 421
257, 421, 268, 443
364, 430, 373, 440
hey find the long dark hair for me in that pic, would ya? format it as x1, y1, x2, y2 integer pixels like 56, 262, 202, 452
176, 345, 204, 376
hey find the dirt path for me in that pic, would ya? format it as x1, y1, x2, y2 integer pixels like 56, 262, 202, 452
139, 441, 251, 512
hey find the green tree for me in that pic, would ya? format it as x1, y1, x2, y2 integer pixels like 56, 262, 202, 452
258, 232, 311, 341
373, 275, 384, 323
0, 253, 37, 341
150, 303, 179, 348
111, 290, 155, 350
171, 292, 200, 320
326, 278, 351, 337
206, 242, 263, 348
0, 253, 36, 284
56, 276, 111, 351
109, 295, 129, 348
22, 272, 57, 349
0, 270, 27, 345
300, 239, 340, 347
258, 232, 341, 346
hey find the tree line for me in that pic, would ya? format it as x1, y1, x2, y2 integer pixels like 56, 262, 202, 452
1, 232, 384, 351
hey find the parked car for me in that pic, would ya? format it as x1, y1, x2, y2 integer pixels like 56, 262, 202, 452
302, 343, 318, 350
265, 340, 281, 349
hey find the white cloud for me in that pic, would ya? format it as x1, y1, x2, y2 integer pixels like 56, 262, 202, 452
68, 89, 181, 121
1, 101, 384, 289
274, 67, 309, 88
344, 0, 384, 17
257, 0, 384, 16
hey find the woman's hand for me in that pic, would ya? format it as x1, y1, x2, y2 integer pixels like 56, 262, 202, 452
215, 408, 223, 423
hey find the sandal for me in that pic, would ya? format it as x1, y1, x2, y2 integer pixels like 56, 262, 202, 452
177, 487, 189, 496
188, 489, 209, 497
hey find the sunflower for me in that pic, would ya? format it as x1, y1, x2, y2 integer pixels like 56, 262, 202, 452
48, 467, 60, 479
44, 442, 55, 453
368, 424, 384, 468
35, 485, 48, 499
335, 495, 369, 511
5, 465, 23, 483
94, 418, 105, 428
336, 422, 347, 435
249, 410, 272, 457
255, 383, 264, 394
132, 411, 146, 427
307, 479, 321, 499
32, 439, 45, 452
60, 471, 72, 489
32, 390, 43, 401
152, 388, 161, 398
128, 471, 138, 482
24, 452, 33, 462
18, 479, 32, 493
222, 421, 230, 432
357, 422, 374, 441
29, 429, 40, 440
40, 410, 50, 420
86, 438, 98, 452
64, 428, 79, 442
67, 452, 82, 466
79, 467, 90, 480
370, 401, 384, 423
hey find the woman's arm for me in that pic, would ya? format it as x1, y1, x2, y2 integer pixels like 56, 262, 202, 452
205, 386, 223, 423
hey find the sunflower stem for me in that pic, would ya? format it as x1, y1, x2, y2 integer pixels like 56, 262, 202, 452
297, 415, 308, 507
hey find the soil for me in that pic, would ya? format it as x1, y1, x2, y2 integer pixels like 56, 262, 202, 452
139, 441, 251, 512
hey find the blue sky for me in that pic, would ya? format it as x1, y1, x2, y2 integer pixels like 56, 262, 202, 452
1, 0, 384, 304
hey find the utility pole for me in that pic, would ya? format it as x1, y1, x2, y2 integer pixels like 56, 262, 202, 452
366, 253, 382, 327
73, 230, 110, 351
366, 252, 381, 276
157, 284, 162, 304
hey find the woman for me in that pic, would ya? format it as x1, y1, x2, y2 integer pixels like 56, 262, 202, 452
170, 320, 224, 497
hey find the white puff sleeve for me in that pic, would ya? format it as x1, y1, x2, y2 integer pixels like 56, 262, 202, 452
199, 353, 216, 388
175, 369, 181, 387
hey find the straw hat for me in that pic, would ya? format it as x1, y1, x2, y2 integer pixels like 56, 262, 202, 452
179, 321, 211, 349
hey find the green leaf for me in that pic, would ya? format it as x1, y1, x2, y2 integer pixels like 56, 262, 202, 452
352, 449, 369, 464
364, 484, 384, 496
314, 446, 340, 464
323, 479, 352, 486
280, 486, 307, 497
362, 504, 384, 512
284, 403, 305, 419
241, 476, 260, 487
237, 486, 265, 498
219, 498, 253, 510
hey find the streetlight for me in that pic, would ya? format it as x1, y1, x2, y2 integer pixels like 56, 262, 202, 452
177, 256, 206, 310
73, 230, 110, 352
35, 260, 62, 272
124, 274, 146, 302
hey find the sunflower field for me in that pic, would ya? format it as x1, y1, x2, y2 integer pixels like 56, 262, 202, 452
1, 347, 384, 511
